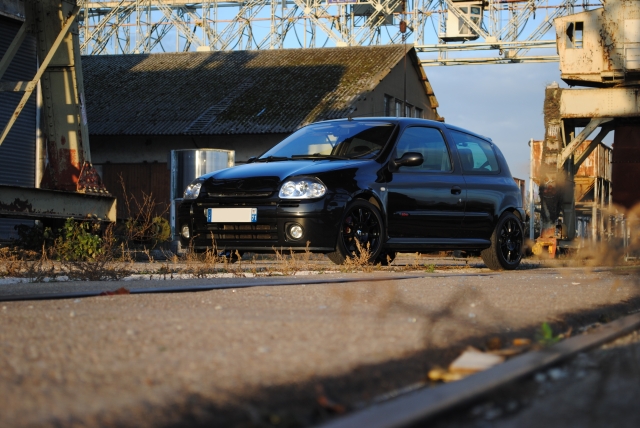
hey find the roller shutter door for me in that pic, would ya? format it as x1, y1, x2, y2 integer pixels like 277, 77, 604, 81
0, 15, 37, 240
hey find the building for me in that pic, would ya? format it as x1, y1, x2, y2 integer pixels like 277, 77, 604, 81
82, 45, 442, 219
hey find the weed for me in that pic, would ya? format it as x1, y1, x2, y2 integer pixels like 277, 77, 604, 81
54, 218, 103, 261
269, 242, 316, 275
342, 240, 374, 272
536, 322, 561, 347
59, 224, 132, 281
273, 247, 298, 275
411, 252, 422, 269
157, 263, 176, 280
24, 245, 56, 282
118, 175, 171, 252
426, 264, 436, 273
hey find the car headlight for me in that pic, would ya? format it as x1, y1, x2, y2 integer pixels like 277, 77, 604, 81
279, 178, 326, 199
183, 180, 203, 200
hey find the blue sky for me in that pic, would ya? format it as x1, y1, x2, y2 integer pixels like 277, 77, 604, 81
425, 61, 565, 182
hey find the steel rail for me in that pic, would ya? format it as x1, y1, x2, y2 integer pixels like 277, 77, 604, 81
316, 311, 640, 428
0, 272, 496, 302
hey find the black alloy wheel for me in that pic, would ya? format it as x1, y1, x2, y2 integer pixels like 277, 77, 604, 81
481, 212, 523, 270
327, 200, 384, 265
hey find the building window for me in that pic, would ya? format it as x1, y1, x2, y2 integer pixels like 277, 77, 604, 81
566, 21, 583, 49
405, 103, 413, 118
414, 107, 423, 118
384, 94, 394, 116
395, 99, 403, 117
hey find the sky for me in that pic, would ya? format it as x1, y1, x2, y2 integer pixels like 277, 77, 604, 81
424, 61, 565, 182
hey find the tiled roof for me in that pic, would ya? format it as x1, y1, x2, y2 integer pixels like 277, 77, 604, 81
82, 45, 433, 135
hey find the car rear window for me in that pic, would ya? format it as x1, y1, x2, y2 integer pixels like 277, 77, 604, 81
449, 130, 500, 174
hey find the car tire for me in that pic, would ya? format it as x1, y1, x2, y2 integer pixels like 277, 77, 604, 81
481, 212, 523, 270
327, 200, 385, 265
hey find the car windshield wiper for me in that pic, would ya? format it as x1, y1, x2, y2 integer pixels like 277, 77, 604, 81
291, 154, 348, 160
350, 149, 380, 158
255, 156, 291, 163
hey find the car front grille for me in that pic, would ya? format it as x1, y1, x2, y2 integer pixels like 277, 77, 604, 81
205, 222, 277, 241
196, 198, 279, 243
207, 191, 273, 198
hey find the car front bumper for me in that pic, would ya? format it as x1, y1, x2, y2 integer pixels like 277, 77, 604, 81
177, 194, 347, 252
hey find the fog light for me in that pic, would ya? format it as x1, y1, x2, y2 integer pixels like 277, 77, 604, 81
181, 224, 190, 239
289, 224, 303, 240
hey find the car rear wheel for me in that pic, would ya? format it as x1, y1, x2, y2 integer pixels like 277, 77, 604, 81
481, 212, 523, 270
327, 200, 384, 265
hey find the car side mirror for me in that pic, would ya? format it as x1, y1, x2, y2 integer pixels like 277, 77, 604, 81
247, 156, 257, 164
389, 152, 423, 172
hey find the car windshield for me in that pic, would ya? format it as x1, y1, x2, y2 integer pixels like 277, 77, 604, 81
258, 121, 396, 161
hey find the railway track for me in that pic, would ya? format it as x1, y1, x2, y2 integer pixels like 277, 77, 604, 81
317, 311, 640, 428
0, 272, 498, 302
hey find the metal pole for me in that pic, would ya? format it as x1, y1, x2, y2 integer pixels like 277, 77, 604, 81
592, 177, 598, 242
529, 138, 535, 240
35, 80, 44, 188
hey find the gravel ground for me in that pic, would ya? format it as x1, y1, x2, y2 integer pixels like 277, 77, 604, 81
1, 263, 639, 427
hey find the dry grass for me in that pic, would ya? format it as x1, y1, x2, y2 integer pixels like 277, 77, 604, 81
0, 246, 56, 282
271, 242, 318, 275
5, 200, 640, 282
341, 240, 376, 272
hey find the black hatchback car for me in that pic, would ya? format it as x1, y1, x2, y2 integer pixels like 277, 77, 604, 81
177, 118, 525, 270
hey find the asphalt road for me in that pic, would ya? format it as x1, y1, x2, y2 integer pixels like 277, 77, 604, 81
1, 263, 639, 427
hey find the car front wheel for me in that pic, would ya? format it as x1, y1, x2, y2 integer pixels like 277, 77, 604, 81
481, 212, 523, 270
327, 200, 384, 265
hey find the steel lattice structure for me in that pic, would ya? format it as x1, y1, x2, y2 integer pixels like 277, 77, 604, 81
78, 0, 601, 65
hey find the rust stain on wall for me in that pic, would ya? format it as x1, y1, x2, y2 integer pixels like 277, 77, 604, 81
0, 198, 34, 214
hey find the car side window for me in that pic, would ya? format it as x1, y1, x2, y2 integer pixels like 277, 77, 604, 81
394, 127, 452, 172
449, 130, 500, 174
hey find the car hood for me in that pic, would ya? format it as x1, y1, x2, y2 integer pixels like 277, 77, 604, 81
201, 159, 367, 194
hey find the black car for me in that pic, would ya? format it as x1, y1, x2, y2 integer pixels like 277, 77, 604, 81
177, 118, 525, 270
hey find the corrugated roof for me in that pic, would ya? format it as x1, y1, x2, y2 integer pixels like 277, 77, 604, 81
82, 45, 430, 135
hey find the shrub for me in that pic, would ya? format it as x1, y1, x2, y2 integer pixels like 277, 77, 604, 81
54, 218, 103, 261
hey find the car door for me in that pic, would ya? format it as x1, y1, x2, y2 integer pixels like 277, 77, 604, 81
448, 129, 502, 239
386, 126, 466, 240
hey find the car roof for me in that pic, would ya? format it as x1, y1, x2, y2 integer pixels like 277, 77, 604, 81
315, 117, 493, 143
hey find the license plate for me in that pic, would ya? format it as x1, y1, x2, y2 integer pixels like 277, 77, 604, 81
207, 208, 257, 223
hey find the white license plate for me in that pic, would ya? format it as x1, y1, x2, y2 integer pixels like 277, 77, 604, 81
207, 208, 257, 223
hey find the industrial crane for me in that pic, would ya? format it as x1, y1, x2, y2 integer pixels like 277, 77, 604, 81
0, 0, 115, 227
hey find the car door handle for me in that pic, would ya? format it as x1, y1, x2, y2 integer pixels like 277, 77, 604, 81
451, 186, 462, 195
